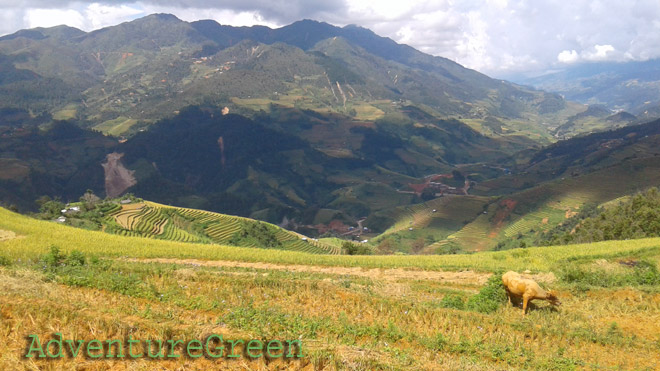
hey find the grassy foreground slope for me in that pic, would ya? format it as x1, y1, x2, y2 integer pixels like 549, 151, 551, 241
1, 207, 660, 370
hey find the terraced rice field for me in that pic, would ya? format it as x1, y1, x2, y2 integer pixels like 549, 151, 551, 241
379, 195, 489, 237
108, 201, 340, 254
113, 203, 145, 229
444, 214, 493, 251
502, 207, 561, 238
423, 158, 660, 251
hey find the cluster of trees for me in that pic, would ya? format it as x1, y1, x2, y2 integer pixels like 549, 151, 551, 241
539, 187, 660, 245
229, 222, 283, 249
341, 241, 372, 255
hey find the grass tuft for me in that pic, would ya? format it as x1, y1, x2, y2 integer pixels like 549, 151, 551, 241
466, 274, 508, 313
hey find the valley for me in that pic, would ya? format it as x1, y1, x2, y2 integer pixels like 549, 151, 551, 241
2, 11, 660, 370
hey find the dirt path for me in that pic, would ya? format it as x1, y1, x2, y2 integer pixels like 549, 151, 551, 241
127, 257, 493, 285
125, 258, 557, 286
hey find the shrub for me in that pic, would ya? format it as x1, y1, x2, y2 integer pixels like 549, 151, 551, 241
41, 246, 87, 270
65, 250, 86, 267
42, 245, 66, 269
342, 241, 372, 255
466, 274, 508, 313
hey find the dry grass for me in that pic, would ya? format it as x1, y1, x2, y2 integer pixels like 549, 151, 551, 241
1, 259, 659, 370
1, 207, 660, 369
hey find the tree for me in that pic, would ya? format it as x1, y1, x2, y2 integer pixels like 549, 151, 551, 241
80, 190, 101, 210
39, 199, 65, 219
342, 241, 371, 255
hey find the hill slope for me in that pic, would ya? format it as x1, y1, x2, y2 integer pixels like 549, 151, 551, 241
372, 119, 660, 252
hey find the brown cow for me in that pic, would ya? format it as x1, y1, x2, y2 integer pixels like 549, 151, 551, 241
502, 271, 560, 316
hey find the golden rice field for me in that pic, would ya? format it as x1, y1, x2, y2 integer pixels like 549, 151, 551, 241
1, 206, 660, 370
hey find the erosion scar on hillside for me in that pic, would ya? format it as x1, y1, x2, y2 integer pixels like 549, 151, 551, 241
102, 152, 137, 198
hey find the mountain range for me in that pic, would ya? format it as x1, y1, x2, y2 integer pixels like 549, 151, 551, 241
2, 14, 660, 244
516, 59, 660, 121
0, 14, 584, 139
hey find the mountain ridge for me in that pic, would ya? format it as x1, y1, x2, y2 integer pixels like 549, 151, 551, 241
0, 13, 583, 140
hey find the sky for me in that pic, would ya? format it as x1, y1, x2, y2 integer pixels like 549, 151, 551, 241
1, 0, 659, 78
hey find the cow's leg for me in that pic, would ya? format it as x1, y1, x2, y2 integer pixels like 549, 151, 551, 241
522, 294, 531, 316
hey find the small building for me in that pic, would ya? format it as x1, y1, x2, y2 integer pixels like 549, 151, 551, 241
62, 206, 81, 214
56, 216, 66, 223
120, 199, 132, 205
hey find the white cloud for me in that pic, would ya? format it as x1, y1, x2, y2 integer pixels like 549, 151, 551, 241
24, 8, 86, 30
584, 44, 615, 61
85, 3, 143, 30
138, 5, 281, 28
557, 49, 579, 63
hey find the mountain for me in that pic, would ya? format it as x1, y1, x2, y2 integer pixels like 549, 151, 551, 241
5, 14, 655, 241
523, 117, 660, 180
516, 59, 660, 119
552, 104, 637, 139
0, 14, 583, 140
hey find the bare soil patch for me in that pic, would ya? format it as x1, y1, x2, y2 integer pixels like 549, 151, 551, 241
102, 152, 137, 198
122, 258, 547, 286
0, 229, 17, 242
127, 257, 491, 284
